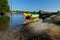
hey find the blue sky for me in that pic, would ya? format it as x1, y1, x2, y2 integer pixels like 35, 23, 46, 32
8, 0, 60, 12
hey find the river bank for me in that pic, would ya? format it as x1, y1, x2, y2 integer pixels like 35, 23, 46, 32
0, 18, 60, 40
0, 30, 19, 40
19, 19, 60, 40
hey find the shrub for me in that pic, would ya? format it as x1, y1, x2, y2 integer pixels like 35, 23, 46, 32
0, 15, 10, 31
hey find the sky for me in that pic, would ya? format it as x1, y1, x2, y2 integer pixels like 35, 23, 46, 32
8, 0, 60, 12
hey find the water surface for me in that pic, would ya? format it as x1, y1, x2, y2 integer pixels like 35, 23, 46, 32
7, 14, 25, 30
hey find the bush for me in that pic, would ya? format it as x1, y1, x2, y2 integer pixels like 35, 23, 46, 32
0, 15, 10, 31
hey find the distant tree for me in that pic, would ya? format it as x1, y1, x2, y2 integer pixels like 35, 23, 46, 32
0, 0, 10, 16
57, 10, 60, 13
12, 10, 16, 12
16, 10, 19, 12
32, 11, 37, 14
37, 10, 42, 18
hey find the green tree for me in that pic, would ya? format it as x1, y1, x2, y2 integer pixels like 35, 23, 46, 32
0, 0, 10, 16
32, 11, 37, 14
57, 10, 60, 13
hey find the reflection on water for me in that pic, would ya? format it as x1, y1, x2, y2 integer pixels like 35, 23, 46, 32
7, 14, 25, 30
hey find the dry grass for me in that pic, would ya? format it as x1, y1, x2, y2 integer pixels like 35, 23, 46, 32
24, 22, 60, 40
55, 16, 60, 20
0, 29, 20, 40
47, 24, 60, 40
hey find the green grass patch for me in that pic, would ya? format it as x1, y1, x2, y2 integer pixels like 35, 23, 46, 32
0, 15, 10, 31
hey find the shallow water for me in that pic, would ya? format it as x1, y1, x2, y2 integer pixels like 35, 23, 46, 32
7, 14, 25, 31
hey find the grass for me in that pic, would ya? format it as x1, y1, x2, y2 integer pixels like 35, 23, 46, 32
47, 25, 60, 40
0, 15, 10, 31
22, 21, 60, 40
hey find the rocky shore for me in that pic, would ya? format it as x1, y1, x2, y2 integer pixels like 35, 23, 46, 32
19, 19, 60, 40
0, 18, 60, 40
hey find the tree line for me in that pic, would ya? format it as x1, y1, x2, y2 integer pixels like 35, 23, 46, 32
0, 0, 60, 16
0, 0, 10, 16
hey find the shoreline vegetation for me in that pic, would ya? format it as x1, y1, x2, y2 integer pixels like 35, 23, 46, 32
0, 15, 10, 31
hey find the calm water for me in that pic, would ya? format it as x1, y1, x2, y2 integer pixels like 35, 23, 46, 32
7, 14, 25, 30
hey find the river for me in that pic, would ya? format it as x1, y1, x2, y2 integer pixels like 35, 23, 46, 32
7, 14, 25, 31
